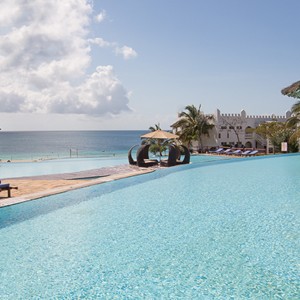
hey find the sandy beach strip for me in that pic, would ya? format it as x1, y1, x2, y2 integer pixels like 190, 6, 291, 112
0, 165, 155, 208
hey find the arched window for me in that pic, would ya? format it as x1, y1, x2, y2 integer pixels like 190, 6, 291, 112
245, 126, 253, 134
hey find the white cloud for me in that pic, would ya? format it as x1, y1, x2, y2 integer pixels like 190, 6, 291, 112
95, 10, 107, 23
49, 65, 130, 115
0, 0, 21, 28
88, 37, 111, 48
0, 0, 133, 116
115, 46, 138, 60
88, 39, 138, 60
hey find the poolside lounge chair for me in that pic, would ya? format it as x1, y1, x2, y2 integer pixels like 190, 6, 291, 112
0, 183, 18, 198
136, 144, 158, 167
176, 145, 190, 165
248, 150, 258, 156
128, 144, 139, 165
222, 148, 233, 155
240, 150, 252, 156
209, 148, 224, 154
229, 149, 242, 155
160, 144, 178, 167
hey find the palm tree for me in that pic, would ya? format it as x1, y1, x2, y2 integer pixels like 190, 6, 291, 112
149, 123, 161, 132
146, 123, 167, 156
172, 104, 214, 152
287, 101, 300, 142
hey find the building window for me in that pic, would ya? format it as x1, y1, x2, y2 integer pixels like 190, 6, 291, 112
229, 126, 234, 129
221, 126, 227, 129
227, 133, 229, 138
218, 133, 221, 139
245, 126, 253, 133
236, 126, 242, 130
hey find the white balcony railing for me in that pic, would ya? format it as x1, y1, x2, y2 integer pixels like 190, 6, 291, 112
245, 133, 253, 139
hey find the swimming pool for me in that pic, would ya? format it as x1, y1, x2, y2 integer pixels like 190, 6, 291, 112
0, 154, 299, 298
0, 156, 129, 178
0, 154, 227, 178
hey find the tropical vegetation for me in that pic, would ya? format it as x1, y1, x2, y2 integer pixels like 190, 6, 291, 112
255, 121, 298, 153
144, 123, 168, 157
286, 101, 300, 143
171, 104, 214, 152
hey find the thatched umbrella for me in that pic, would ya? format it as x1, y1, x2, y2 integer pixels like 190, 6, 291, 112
141, 130, 179, 161
141, 129, 179, 139
281, 80, 300, 99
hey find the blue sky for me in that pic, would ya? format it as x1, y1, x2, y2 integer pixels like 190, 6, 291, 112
0, 0, 299, 130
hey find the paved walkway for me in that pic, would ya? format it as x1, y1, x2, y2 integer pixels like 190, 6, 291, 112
0, 165, 156, 207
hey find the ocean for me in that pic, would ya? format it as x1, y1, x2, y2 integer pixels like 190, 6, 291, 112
0, 131, 144, 161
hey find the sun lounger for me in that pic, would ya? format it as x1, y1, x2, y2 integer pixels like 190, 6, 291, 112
228, 149, 242, 155
128, 144, 139, 165
160, 144, 177, 167
0, 183, 18, 198
248, 150, 258, 156
209, 148, 224, 154
222, 149, 233, 155
176, 145, 190, 165
241, 150, 259, 157
240, 150, 252, 156
136, 144, 158, 167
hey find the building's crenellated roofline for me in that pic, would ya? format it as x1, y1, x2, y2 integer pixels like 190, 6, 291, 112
245, 115, 287, 120
216, 108, 291, 120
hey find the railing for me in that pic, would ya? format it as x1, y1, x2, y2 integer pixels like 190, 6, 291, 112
254, 133, 266, 147
245, 133, 253, 139
244, 133, 266, 146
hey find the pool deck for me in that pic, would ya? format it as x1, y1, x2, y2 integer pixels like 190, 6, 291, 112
0, 165, 156, 207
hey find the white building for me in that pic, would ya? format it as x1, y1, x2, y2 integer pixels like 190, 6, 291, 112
196, 109, 291, 151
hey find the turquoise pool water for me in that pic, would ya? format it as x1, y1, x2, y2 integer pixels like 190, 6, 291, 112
0, 154, 227, 178
0, 156, 129, 178
0, 154, 299, 299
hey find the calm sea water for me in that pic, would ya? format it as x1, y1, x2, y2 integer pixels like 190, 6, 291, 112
0, 131, 144, 161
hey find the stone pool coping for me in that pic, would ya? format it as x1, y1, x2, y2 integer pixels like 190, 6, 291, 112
0, 165, 156, 208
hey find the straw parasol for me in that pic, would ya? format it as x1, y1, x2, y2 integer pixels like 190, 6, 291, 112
140, 129, 179, 139
141, 130, 179, 161
281, 80, 300, 99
